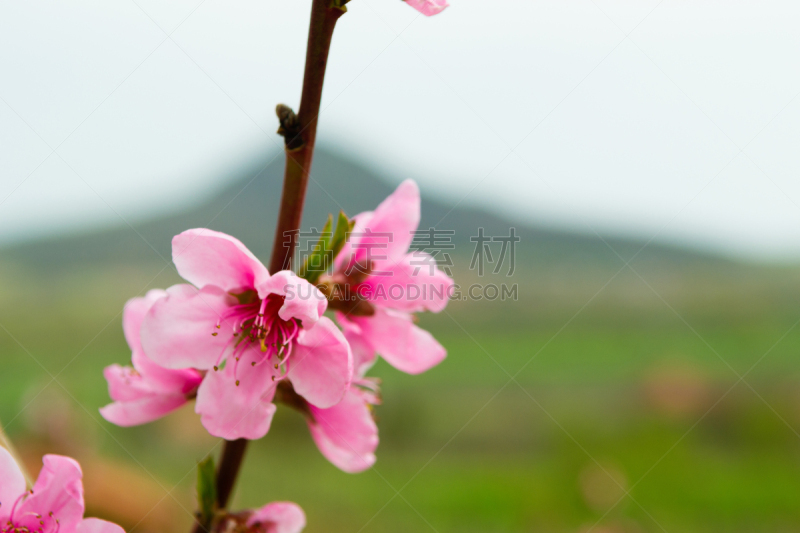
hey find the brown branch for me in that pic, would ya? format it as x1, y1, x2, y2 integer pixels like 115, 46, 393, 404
270, 0, 344, 273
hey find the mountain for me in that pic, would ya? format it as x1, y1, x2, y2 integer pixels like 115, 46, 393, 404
1, 148, 728, 271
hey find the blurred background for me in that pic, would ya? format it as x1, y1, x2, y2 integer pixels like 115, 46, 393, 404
2, 0, 800, 532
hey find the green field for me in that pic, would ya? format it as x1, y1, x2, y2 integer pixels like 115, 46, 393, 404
2, 249, 800, 533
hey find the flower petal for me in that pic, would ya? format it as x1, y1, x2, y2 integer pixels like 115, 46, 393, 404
333, 211, 372, 272
104, 361, 200, 402
122, 289, 167, 352
123, 289, 167, 353
132, 351, 203, 395
75, 518, 126, 533
289, 317, 352, 409
247, 502, 306, 533
341, 309, 445, 374
17, 455, 84, 533
121, 290, 203, 393
341, 322, 377, 378
100, 394, 189, 427
308, 387, 378, 473
0, 446, 26, 522
140, 284, 236, 370
195, 345, 278, 440
172, 229, 269, 293
257, 270, 327, 326
103, 364, 149, 402
362, 251, 453, 313
405, 0, 449, 16
342, 180, 420, 269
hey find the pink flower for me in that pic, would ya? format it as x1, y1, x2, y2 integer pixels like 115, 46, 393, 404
246, 502, 306, 533
325, 180, 453, 375
216, 501, 306, 533
405, 0, 448, 16
100, 290, 203, 427
0, 447, 124, 533
138, 229, 352, 440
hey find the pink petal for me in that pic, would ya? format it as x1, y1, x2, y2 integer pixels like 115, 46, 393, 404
17, 455, 84, 533
140, 284, 236, 370
341, 309, 445, 374
195, 345, 278, 440
343, 180, 420, 269
289, 317, 353, 409
75, 518, 126, 533
121, 290, 203, 393
308, 388, 378, 473
247, 502, 306, 533
0, 447, 26, 522
122, 289, 167, 353
333, 211, 372, 272
103, 364, 149, 402
341, 322, 377, 378
131, 350, 203, 395
257, 270, 327, 326
100, 394, 189, 427
405, 0, 448, 16
102, 311, 202, 428
104, 361, 200, 403
172, 229, 270, 293
362, 251, 453, 313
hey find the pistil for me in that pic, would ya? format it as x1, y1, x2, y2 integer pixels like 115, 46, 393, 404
210, 295, 300, 387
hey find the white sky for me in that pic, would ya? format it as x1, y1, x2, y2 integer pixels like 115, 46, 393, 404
1, 0, 800, 260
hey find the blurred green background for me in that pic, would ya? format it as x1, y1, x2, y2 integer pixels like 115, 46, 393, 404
2, 150, 800, 533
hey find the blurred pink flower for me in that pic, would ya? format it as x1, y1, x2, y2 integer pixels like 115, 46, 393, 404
216, 501, 305, 533
247, 502, 306, 533
100, 289, 202, 427
137, 229, 352, 440
328, 180, 453, 375
405, 0, 449, 16
0, 447, 124, 533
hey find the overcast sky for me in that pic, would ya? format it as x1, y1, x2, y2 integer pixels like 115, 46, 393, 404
2, 0, 800, 260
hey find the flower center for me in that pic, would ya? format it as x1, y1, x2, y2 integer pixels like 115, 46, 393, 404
2, 490, 62, 533
316, 273, 375, 317
212, 293, 300, 385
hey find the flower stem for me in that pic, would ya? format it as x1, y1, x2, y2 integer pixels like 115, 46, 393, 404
214, 438, 248, 511
269, 0, 345, 273
199, 0, 345, 526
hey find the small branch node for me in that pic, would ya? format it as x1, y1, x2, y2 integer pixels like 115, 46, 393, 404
276, 104, 304, 150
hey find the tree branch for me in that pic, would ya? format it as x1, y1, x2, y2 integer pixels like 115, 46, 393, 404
270, 0, 344, 273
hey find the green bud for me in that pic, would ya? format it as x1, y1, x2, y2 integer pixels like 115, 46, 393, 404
298, 211, 354, 284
